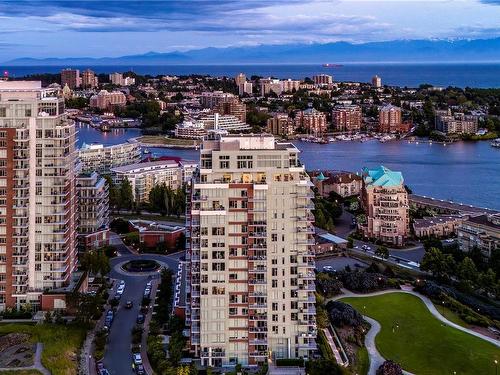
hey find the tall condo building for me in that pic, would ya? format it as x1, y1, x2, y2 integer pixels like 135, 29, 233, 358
186, 134, 317, 367
81, 69, 97, 89
0, 81, 78, 310
359, 166, 409, 246
235, 73, 247, 87
372, 75, 382, 88
61, 68, 81, 89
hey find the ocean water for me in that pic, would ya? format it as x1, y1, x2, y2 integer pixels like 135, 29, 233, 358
4, 63, 500, 88
77, 125, 500, 210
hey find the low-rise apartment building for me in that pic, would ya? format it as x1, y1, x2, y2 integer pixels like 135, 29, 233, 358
311, 171, 362, 198
175, 120, 208, 139
458, 213, 500, 258
359, 166, 409, 246
266, 114, 295, 137
435, 109, 478, 135
76, 172, 110, 251
295, 108, 327, 137
89, 90, 127, 110
413, 215, 465, 238
112, 159, 183, 202
200, 113, 250, 132
78, 142, 141, 174
332, 105, 362, 132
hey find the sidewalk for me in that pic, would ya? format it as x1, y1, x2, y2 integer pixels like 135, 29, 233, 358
141, 278, 160, 375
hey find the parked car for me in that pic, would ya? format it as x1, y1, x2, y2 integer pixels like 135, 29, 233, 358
136, 314, 145, 324
99, 369, 110, 375
125, 300, 133, 309
132, 353, 143, 368
135, 364, 145, 375
322, 265, 335, 272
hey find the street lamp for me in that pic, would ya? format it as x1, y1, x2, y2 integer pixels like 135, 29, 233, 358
442, 301, 445, 317
494, 359, 498, 375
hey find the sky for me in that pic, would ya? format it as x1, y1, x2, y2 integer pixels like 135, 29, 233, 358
1, 0, 500, 60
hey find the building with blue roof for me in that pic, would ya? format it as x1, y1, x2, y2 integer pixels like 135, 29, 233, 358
359, 165, 409, 246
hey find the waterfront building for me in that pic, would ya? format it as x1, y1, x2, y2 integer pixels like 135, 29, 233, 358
413, 215, 465, 238
372, 75, 382, 88
78, 142, 141, 174
81, 69, 98, 89
435, 109, 478, 135
378, 105, 404, 133
332, 105, 362, 132
200, 113, 250, 132
61, 68, 81, 89
359, 166, 409, 246
312, 74, 333, 85
311, 171, 362, 198
215, 99, 247, 123
175, 120, 208, 139
458, 213, 500, 258
76, 172, 110, 251
112, 160, 183, 202
0, 81, 78, 310
281, 79, 301, 93
294, 108, 327, 137
266, 113, 295, 137
200, 91, 237, 109
186, 134, 317, 367
260, 78, 283, 96
235, 73, 247, 86
89, 90, 127, 110
239, 82, 253, 96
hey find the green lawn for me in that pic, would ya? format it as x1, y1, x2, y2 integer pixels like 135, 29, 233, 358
354, 346, 369, 375
0, 323, 87, 375
341, 293, 500, 375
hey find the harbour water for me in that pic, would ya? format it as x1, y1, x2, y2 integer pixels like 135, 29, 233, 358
77, 124, 500, 210
5, 63, 500, 88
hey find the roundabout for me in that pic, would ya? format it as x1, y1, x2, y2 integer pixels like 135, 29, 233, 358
121, 259, 161, 273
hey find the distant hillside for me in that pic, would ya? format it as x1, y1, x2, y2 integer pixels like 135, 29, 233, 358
5, 38, 500, 65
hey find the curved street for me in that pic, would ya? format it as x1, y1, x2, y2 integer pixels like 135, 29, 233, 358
100, 232, 183, 375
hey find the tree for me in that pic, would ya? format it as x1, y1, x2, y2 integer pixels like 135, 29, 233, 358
478, 268, 496, 293
119, 178, 134, 210
457, 257, 479, 291
420, 247, 456, 281
375, 245, 390, 259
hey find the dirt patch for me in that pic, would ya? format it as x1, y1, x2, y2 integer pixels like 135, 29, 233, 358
0, 333, 35, 368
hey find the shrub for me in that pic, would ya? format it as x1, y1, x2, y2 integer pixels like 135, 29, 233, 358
377, 360, 403, 375
337, 270, 392, 293
316, 273, 343, 297
276, 358, 304, 367
326, 301, 364, 328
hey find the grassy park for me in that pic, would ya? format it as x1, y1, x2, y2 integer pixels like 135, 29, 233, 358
341, 293, 500, 375
0, 323, 86, 375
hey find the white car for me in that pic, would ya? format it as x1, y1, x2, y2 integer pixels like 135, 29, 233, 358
323, 266, 335, 272
116, 286, 125, 295
132, 353, 142, 366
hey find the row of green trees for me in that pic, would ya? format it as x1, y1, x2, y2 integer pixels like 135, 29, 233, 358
148, 184, 186, 217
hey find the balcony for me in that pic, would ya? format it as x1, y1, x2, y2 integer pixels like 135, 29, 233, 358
249, 314, 267, 321
249, 279, 267, 285
249, 326, 268, 333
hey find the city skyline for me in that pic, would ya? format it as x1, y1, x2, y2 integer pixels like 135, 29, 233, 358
1, 0, 500, 60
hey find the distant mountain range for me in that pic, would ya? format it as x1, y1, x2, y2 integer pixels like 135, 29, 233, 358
5, 38, 500, 65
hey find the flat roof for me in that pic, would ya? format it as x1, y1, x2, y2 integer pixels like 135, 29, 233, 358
318, 233, 348, 244
112, 159, 179, 173
410, 194, 499, 216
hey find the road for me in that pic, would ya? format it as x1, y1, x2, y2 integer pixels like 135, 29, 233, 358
102, 232, 182, 375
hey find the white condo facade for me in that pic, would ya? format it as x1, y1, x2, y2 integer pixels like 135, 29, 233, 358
0, 81, 78, 310
186, 134, 317, 367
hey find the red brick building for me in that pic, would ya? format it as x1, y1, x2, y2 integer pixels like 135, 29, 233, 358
129, 220, 185, 252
